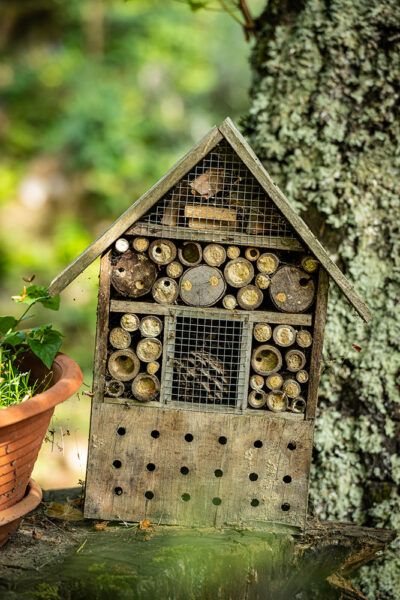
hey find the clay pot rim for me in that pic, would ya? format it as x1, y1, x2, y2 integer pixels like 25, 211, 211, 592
0, 478, 42, 527
0, 353, 83, 428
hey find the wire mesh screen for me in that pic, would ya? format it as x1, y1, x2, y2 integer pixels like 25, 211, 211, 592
131, 140, 300, 248
162, 314, 250, 409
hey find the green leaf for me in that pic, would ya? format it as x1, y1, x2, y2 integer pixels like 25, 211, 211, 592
0, 316, 17, 334
2, 331, 26, 346
27, 328, 63, 369
13, 285, 60, 311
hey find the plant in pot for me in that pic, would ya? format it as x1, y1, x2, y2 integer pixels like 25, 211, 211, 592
0, 285, 83, 547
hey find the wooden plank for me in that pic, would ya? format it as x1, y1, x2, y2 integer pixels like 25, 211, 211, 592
306, 269, 329, 419
184, 205, 237, 222
218, 118, 372, 323
110, 299, 313, 327
84, 404, 313, 530
92, 252, 111, 404
48, 127, 223, 296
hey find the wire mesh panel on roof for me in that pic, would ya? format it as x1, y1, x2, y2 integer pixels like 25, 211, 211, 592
130, 140, 302, 249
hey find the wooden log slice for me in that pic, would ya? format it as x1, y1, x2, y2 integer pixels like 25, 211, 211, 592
132, 237, 149, 252
152, 278, 179, 304
237, 285, 263, 310
250, 374, 264, 391
203, 244, 226, 267
178, 242, 202, 266
248, 390, 267, 409
111, 251, 157, 298
265, 373, 283, 390
109, 327, 131, 350
266, 390, 288, 413
269, 266, 315, 313
108, 349, 140, 382
131, 373, 160, 402
179, 266, 226, 307
224, 258, 254, 288
120, 313, 140, 332
253, 323, 272, 342
136, 338, 162, 363
105, 379, 125, 398
301, 255, 319, 273
226, 246, 240, 259
149, 239, 177, 265
290, 396, 306, 413
245, 248, 260, 262
296, 329, 313, 348
147, 361, 160, 375
251, 345, 282, 375
115, 238, 129, 253
272, 325, 296, 347
285, 349, 306, 372
296, 369, 309, 384
255, 273, 270, 290
139, 316, 163, 338
257, 253, 279, 275
166, 261, 184, 279
282, 379, 301, 399
222, 295, 237, 310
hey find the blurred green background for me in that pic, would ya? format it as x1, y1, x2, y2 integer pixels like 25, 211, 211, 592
0, 0, 253, 489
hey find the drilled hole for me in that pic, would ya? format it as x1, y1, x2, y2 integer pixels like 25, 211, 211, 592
287, 442, 296, 451
155, 247, 162, 254
117, 427, 126, 436
147, 463, 156, 472
145, 491, 154, 500
181, 493, 191, 502
218, 436, 227, 445
114, 487, 123, 496
299, 277, 309, 287
113, 460, 122, 469
164, 280, 171, 287
283, 475, 292, 484
249, 473, 258, 481
117, 268, 125, 274
254, 440, 263, 448
212, 497, 222, 506
281, 503, 290, 511
185, 433, 194, 442
250, 249, 257, 257
250, 499, 259, 507
214, 469, 223, 478
180, 466, 189, 475
151, 430, 160, 439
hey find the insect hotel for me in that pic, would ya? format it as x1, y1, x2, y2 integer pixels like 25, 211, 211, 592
49, 118, 371, 530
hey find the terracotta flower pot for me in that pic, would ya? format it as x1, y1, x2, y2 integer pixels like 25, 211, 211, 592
0, 478, 42, 547
0, 353, 83, 546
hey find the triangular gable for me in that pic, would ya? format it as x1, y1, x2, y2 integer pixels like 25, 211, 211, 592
48, 118, 371, 322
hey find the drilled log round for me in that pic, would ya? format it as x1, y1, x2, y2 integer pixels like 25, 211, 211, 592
266, 390, 288, 413
250, 374, 264, 391
111, 251, 157, 298
237, 285, 263, 310
131, 373, 160, 402
108, 350, 140, 382
149, 239, 177, 265
222, 295, 237, 310
290, 397, 306, 414
257, 253, 279, 275
136, 338, 162, 363
265, 373, 283, 390
139, 316, 163, 338
296, 369, 309, 384
251, 345, 282, 375
296, 329, 313, 348
253, 323, 272, 342
203, 244, 227, 267
115, 238, 129, 253
273, 325, 296, 347
285, 349, 306, 372
269, 266, 315, 312
147, 361, 160, 375
105, 379, 125, 398
248, 390, 267, 409
301, 255, 319, 273
180, 266, 226, 307
282, 379, 301, 399
166, 261, 184, 279
226, 246, 240, 259
224, 258, 254, 288
245, 247, 260, 262
120, 313, 140, 332
132, 237, 150, 252
178, 242, 202, 266
255, 273, 270, 290
109, 327, 131, 350
152, 278, 179, 305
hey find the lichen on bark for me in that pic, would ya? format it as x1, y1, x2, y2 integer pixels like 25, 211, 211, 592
243, 1, 400, 597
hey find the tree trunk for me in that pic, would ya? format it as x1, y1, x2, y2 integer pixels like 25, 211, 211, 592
244, 2, 400, 598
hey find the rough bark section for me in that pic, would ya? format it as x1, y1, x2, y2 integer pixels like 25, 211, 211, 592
243, 1, 400, 598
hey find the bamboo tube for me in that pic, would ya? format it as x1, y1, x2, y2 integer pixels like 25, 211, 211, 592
296, 329, 313, 348
120, 313, 140, 332
136, 337, 162, 362
178, 242, 202, 266
245, 247, 260, 262
255, 273, 270, 290
282, 379, 301, 399
226, 246, 240, 259
131, 373, 160, 402
265, 373, 283, 390
152, 277, 179, 304
296, 369, 309, 384
224, 258, 254, 288
149, 239, 177, 265
273, 325, 296, 347
108, 349, 140, 382
132, 237, 149, 252
301, 256, 319, 273
115, 238, 130, 253
250, 374, 264, 391
105, 379, 125, 398
237, 285, 263, 310
248, 390, 267, 409
140, 316, 163, 338
109, 327, 131, 350
289, 396, 306, 414
203, 244, 226, 267
285, 349, 306, 372
251, 345, 282, 375
166, 261, 184, 278
222, 295, 237, 310
147, 361, 160, 375
253, 322, 272, 342
257, 253, 279, 275
266, 390, 288, 412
